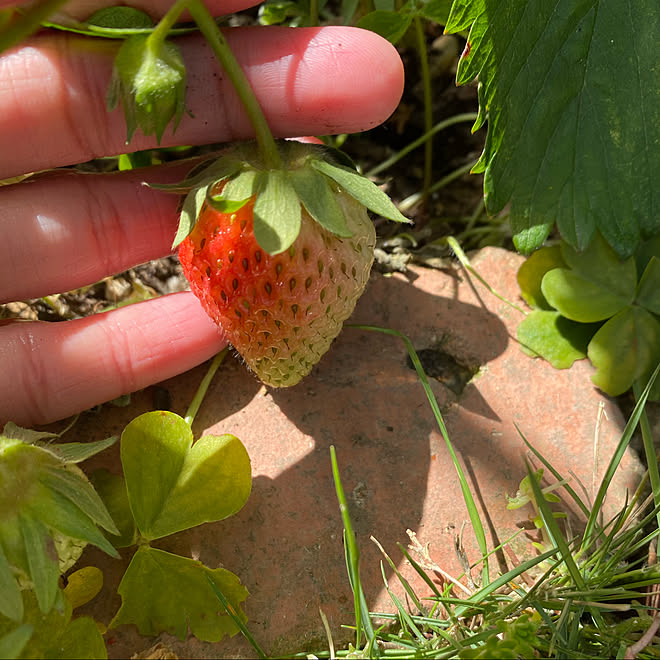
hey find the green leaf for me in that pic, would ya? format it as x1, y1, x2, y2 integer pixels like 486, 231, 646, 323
44, 437, 117, 464
588, 307, 660, 396
121, 412, 251, 540
445, 0, 659, 257
418, 0, 453, 25
289, 168, 351, 237
517, 245, 566, 310
636, 256, 660, 315
311, 160, 409, 224
356, 10, 413, 44
89, 470, 137, 548
0, 624, 33, 660
86, 6, 154, 28
516, 310, 595, 369
26, 489, 119, 560
253, 170, 301, 255
46, 616, 107, 660
542, 268, 633, 323
19, 516, 59, 614
40, 468, 119, 535
0, 545, 22, 622
111, 546, 248, 642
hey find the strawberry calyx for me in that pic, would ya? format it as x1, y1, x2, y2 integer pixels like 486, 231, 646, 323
154, 139, 410, 256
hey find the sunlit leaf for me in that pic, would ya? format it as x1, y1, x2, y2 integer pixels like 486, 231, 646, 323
121, 412, 251, 540
517, 245, 566, 310
111, 546, 248, 642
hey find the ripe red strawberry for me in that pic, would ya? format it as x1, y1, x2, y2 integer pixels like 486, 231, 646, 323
179, 184, 375, 386
169, 141, 407, 387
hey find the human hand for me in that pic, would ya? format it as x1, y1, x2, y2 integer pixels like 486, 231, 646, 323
0, 0, 404, 427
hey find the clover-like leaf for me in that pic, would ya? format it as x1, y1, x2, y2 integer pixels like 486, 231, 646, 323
516, 310, 596, 369
588, 307, 660, 397
89, 469, 137, 548
541, 269, 634, 323
121, 411, 251, 540
111, 546, 248, 642
517, 245, 566, 310
636, 256, 660, 316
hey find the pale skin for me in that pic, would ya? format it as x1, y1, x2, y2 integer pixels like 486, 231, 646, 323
0, 0, 404, 426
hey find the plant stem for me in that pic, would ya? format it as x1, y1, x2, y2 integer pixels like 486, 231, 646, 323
186, 0, 282, 169
366, 112, 478, 178
414, 15, 433, 208
148, 0, 189, 47
184, 348, 228, 427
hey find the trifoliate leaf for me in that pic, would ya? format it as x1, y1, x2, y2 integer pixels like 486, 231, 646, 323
445, 0, 659, 258
588, 307, 660, 397
289, 167, 351, 237
111, 546, 248, 642
636, 256, 660, 316
311, 159, 409, 224
253, 170, 301, 255
516, 245, 566, 310
542, 268, 633, 323
120, 412, 251, 541
516, 310, 596, 369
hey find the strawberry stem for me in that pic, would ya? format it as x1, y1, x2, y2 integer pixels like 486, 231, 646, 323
186, 0, 283, 170
183, 347, 228, 427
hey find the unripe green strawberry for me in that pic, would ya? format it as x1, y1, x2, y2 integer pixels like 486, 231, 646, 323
179, 185, 375, 386
169, 141, 408, 387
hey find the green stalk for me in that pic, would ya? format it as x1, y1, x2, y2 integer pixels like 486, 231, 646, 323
148, 0, 189, 45
186, 0, 282, 170
184, 348, 228, 426
414, 15, 433, 208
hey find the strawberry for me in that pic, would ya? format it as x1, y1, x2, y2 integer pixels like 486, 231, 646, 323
170, 140, 408, 387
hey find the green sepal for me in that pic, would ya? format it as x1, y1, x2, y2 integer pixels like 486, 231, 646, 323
311, 159, 410, 224
108, 34, 187, 143
289, 167, 351, 237
41, 437, 118, 464
111, 546, 248, 642
206, 195, 250, 214
19, 516, 59, 614
40, 468, 119, 535
172, 185, 209, 249
26, 489, 120, 560
120, 412, 251, 541
222, 169, 258, 201
253, 170, 301, 255
1, 422, 58, 444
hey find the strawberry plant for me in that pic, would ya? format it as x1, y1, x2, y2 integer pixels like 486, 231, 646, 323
0, 352, 252, 657
517, 234, 660, 399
